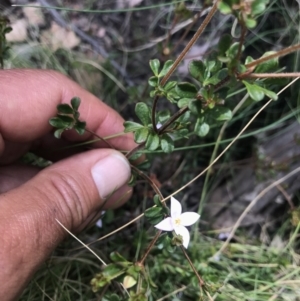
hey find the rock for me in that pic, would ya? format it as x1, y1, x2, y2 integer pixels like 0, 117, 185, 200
117, 0, 143, 8
40, 22, 80, 51
22, 2, 45, 26
6, 19, 28, 42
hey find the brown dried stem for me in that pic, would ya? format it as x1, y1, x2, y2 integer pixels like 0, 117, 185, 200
245, 43, 300, 69
180, 246, 205, 287
240, 72, 300, 79
160, 0, 220, 86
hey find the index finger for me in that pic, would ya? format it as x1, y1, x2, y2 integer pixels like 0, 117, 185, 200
0, 69, 135, 151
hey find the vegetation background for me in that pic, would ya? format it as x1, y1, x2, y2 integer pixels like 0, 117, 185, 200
2, 0, 300, 300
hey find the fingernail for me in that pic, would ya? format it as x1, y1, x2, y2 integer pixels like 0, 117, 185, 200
91, 153, 131, 199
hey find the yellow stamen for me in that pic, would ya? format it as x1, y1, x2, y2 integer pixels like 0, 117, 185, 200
174, 218, 181, 226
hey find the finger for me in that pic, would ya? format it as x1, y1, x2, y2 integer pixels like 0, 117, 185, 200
81, 184, 132, 230
0, 163, 40, 193
0, 148, 131, 300
0, 69, 135, 151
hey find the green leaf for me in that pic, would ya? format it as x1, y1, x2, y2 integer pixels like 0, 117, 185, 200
54, 128, 64, 139
255, 51, 279, 73
170, 128, 189, 140
110, 252, 129, 263
161, 135, 174, 153
149, 59, 160, 76
106, 294, 120, 301
144, 207, 164, 225
157, 110, 170, 123
49, 116, 74, 129
135, 103, 151, 126
245, 56, 254, 65
134, 127, 149, 143
205, 60, 216, 72
218, 34, 232, 54
260, 87, 278, 100
4, 26, 12, 34
123, 275, 137, 289
226, 42, 243, 59
175, 83, 197, 99
71, 97, 81, 111
212, 107, 232, 121
145, 132, 160, 151
102, 264, 125, 279
243, 81, 278, 101
245, 17, 257, 29
252, 0, 267, 15
144, 206, 163, 218
124, 121, 144, 132
57, 104, 74, 114
217, 56, 230, 63
188, 100, 202, 115
148, 76, 159, 87
164, 81, 177, 91
203, 68, 228, 86
177, 98, 193, 108
158, 60, 174, 78
195, 120, 209, 137
153, 195, 163, 207
243, 81, 265, 101
218, 2, 232, 14
189, 60, 206, 81
74, 121, 86, 135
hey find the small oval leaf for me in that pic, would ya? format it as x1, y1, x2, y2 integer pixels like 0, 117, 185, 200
135, 103, 151, 126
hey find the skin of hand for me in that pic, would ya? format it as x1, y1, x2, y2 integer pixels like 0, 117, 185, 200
0, 69, 135, 301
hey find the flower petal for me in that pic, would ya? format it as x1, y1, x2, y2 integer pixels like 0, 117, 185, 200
170, 197, 182, 218
174, 225, 190, 249
154, 217, 174, 231
180, 212, 200, 227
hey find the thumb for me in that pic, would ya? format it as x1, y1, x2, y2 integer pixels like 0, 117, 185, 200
0, 149, 131, 300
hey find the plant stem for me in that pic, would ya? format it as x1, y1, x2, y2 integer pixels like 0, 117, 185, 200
127, 106, 189, 159
171, 8, 202, 55
138, 230, 162, 266
158, 106, 189, 134
180, 246, 205, 286
152, 95, 159, 133
130, 165, 164, 199
125, 142, 145, 159
85, 129, 114, 149
245, 43, 300, 69
160, 0, 219, 86
235, 18, 247, 62
241, 72, 300, 78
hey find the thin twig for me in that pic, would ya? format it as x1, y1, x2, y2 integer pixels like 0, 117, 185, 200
156, 286, 187, 301
235, 18, 247, 62
160, 0, 220, 86
138, 230, 162, 266
158, 106, 189, 134
85, 129, 114, 149
125, 142, 145, 159
241, 72, 300, 78
245, 43, 300, 69
152, 95, 159, 133
171, 9, 202, 55
276, 184, 295, 210
180, 246, 205, 286
130, 165, 163, 199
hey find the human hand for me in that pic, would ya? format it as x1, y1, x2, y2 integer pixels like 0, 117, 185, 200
0, 70, 135, 300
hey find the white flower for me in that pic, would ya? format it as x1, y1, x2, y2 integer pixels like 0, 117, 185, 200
154, 197, 200, 248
